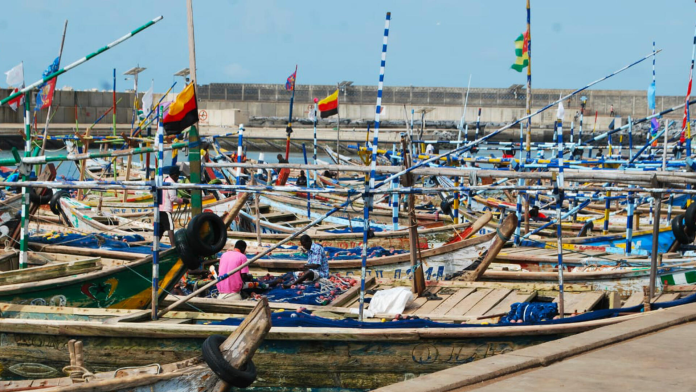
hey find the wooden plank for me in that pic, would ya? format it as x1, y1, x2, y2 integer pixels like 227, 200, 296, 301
445, 288, 492, 316
414, 292, 451, 315
653, 293, 680, 303
403, 287, 440, 314
403, 297, 428, 314
430, 288, 475, 316
147, 318, 192, 324
465, 288, 512, 317
483, 290, 537, 317
622, 292, 645, 308
555, 291, 604, 314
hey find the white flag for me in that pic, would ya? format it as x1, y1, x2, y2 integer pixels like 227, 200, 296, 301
141, 81, 153, 115
556, 101, 565, 120
5, 63, 23, 87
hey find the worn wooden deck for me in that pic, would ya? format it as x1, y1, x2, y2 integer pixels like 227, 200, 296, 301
373, 301, 696, 392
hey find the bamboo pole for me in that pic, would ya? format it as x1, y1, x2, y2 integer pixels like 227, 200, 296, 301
463, 213, 517, 282
358, 12, 391, 321
402, 135, 425, 296
1, 16, 164, 107
38, 20, 68, 173
186, 0, 202, 216
649, 192, 662, 300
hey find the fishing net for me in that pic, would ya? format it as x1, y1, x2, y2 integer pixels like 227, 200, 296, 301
261, 245, 406, 261
29, 231, 157, 254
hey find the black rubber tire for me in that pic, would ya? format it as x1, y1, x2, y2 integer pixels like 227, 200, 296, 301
202, 334, 257, 388
174, 229, 201, 270
49, 190, 70, 215
685, 203, 696, 233
440, 197, 453, 216
185, 212, 227, 257
29, 188, 53, 205
672, 215, 695, 244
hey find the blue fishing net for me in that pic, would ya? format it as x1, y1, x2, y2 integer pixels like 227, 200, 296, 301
29, 231, 160, 254
260, 245, 406, 261
325, 226, 384, 234
499, 302, 559, 324
253, 273, 352, 305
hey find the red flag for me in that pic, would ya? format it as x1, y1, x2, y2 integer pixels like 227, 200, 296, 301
8, 88, 24, 111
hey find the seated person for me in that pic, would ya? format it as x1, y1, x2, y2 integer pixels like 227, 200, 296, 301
216, 240, 252, 300
296, 171, 308, 186
527, 205, 550, 222
283, 235, 329, 288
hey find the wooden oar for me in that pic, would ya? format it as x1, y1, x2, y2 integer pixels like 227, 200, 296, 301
460, 213, 517, 282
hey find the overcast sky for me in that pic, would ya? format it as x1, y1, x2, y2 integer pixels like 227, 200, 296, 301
1, 0, 694, 96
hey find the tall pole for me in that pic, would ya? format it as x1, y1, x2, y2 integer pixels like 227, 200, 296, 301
18, 83, 31, 269
152, 106, 164, 320
312, 99, 318, 185
39, 20, 68, 170
186, 0, 202, 215
525, 0, 532, 161
683, 28, 695, 157
336, 82, 341, 157
285, 65, 297, 161
555, 102, 565, 318
359, 11, 390, 322
649, 193, 662, 300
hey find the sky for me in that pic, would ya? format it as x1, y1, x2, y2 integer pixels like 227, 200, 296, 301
0, 0, 695, 96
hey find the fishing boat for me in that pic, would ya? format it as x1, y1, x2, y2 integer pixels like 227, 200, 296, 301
0, 279, 693, 390
0, 296, 272, 392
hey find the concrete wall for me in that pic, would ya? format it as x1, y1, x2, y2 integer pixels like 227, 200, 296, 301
0, 84, 683, 131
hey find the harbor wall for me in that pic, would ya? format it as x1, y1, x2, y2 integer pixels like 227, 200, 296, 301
0, 84, 683, 133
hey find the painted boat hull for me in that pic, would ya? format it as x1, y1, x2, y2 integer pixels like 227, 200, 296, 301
0, 249, 185, 309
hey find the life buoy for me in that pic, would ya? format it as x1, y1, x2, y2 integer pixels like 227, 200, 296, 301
185, 212, 227, 256
202, 334, 257, 388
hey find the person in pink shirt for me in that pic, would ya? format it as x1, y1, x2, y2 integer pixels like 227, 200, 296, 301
217, 240, 251, 300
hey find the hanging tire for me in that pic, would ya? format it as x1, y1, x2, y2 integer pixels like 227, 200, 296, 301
174, 229, 201, 270
672, 215, 695, 244
685, 203, 696, 233
49, 191, 70, 215
202, 334, 257, 388
185, 212, 227, 257
29, 188, 53, 205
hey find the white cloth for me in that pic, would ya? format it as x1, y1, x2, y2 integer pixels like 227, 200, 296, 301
425, 144, 435, 155
142, 81, 154, 115
367, 287, 414, 314
5, 63, 23, 87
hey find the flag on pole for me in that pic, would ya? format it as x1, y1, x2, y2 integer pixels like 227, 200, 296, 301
556, 101, 565, 120
318, 89, 339, 118
4, 63, 23, 87
648, 81, 656, 111
285, 68, 297, 91
8, 88, 24, 111
141, 81, 154, 115
163, 83, 198, 134
35, 57, 60, 111
511, 32, 529, 72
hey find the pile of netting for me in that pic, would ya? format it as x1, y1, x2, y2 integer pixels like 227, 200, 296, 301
261, 245, 406, 261
29, 231, 157, 254
251, 273, 356, 305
